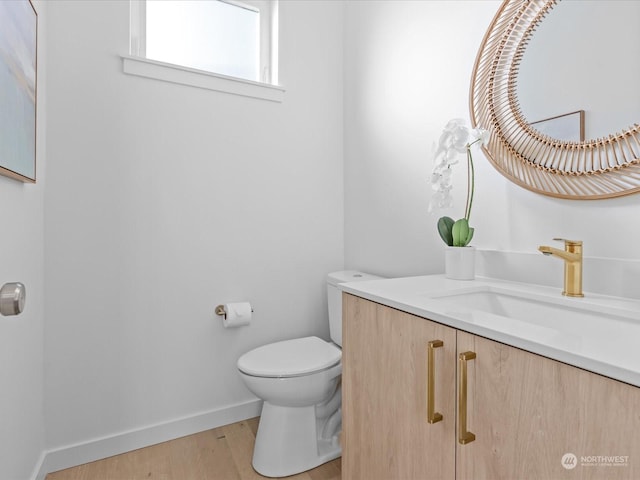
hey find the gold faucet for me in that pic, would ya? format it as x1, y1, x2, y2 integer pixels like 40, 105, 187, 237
538, 238, 584, 297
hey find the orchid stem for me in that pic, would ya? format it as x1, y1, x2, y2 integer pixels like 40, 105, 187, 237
464, 146, 475, 222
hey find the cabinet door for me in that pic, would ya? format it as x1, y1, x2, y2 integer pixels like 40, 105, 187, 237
457, 331, 640, 480
342, 294, 457, 480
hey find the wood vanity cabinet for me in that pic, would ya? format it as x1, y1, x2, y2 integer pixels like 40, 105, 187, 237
342, 292, 457, 479
342, 293, 640, 480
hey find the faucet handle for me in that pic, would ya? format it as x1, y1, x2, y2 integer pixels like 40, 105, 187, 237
552, 238, 582, 246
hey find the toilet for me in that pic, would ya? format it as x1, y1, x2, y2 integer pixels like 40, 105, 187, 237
237, 270, 381, 477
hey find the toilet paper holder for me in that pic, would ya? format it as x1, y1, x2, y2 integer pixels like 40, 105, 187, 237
215, 304, 254, 319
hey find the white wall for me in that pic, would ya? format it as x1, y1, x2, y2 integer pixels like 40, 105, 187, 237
44, 0, 344, 458
344, 0, 640, 294
0, 2, 47, 478
344, 0, 500, 278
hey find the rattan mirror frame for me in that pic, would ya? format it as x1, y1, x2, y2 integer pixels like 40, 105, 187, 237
470, 0, 640, 199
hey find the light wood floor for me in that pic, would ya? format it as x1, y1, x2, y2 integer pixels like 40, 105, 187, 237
46, 417, 341, 480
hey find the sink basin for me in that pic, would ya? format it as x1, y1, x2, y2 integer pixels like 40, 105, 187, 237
428, 286, 636, 333
338, 274, 640, 386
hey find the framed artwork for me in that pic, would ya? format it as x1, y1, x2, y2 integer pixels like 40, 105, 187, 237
530, 110, 585, 143
0, 0, 37, 182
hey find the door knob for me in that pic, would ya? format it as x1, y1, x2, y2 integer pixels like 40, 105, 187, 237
0, 282, 26, 316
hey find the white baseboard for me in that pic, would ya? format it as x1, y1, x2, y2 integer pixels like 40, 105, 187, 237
34, 399, 262, 480
30, 450, 47, 480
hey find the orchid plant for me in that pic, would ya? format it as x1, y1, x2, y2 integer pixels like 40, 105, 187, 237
429, 119, 489, 247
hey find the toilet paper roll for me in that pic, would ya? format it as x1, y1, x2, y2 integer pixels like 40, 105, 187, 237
223, 302, 252, 328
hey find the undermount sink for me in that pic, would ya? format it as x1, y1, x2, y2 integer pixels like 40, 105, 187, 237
428, 286, 637, 333
338, 274, 640, 386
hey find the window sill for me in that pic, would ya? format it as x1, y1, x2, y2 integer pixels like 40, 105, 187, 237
121, 55, 285, 102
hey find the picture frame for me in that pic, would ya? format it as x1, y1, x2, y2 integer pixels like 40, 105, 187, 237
0, 0, 38, 183
530, 110, 585, 143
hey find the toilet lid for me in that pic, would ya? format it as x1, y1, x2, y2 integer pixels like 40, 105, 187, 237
238, 336, 341, 377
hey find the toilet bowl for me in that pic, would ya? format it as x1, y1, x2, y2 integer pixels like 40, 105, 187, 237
237, 271, 381, 477
238, 337, 342, 477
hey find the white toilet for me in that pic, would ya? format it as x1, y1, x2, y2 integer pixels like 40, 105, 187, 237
237, 270, 381, 477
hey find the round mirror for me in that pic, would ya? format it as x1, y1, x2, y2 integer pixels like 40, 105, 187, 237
470, 0, 640, 199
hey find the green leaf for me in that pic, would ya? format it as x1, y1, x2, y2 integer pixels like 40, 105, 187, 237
465, 227, 474, 246
437, 216, 455, 246
452, 218, 473, 247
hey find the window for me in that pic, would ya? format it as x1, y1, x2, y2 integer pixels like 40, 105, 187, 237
127, 0, 281, 99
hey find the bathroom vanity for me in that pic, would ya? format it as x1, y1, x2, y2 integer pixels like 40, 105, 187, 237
340, 276, 640, 480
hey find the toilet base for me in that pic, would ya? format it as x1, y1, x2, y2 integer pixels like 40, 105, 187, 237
252, 401, 341, 477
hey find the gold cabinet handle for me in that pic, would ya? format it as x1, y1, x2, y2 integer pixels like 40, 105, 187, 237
426, 340, 443, 424
458, 351, 476, 444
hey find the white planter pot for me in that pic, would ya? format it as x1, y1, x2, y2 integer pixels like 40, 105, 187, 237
445, 246, 476, 280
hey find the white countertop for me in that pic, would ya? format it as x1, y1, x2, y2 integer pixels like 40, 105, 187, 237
339, 275, 640, 388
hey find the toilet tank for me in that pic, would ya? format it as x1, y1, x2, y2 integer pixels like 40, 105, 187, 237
327, 271, 383, 347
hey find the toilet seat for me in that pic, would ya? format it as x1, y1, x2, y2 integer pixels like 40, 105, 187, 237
238, 336, 341, 378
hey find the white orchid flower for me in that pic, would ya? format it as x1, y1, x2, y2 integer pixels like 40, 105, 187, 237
429, 120, 487, 247
471, 127, 489, 146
